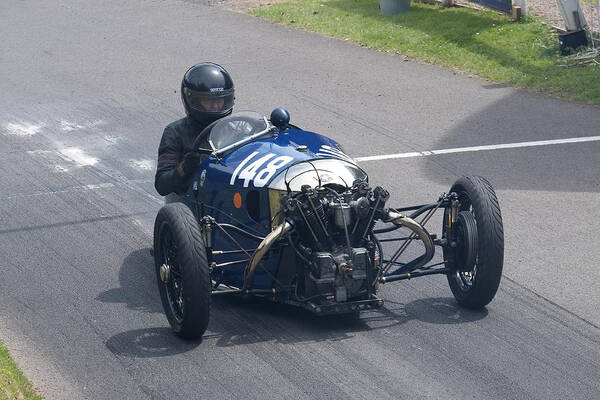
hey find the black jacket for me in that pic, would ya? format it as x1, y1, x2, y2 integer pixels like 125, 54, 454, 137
154, 117, 210, 196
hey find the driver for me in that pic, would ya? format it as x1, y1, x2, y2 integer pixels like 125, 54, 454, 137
154, 62, 235, 198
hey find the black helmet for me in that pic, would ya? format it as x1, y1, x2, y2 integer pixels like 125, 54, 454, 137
181, 62, 235, 125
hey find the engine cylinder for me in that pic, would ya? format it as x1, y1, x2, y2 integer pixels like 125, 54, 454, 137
333, 202, 352, 229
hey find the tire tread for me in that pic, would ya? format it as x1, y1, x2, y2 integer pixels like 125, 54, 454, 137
446, 176, 504, 309
153, 203, 210, 339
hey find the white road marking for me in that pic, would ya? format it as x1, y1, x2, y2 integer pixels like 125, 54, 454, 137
131, 218, 154, 238
131, 159, 154, 171
26, 150, 53, 155
26, 150, 71, 172
3, 122, 44, 136
0, 180, 155, 201
2, 183, 115, 200
355, 136, 600, 162
84, 183, 115, 190
58, 147, 99, 166
59, 119, 104, 132
60, 120, 85, 131
104, 135, 119, 144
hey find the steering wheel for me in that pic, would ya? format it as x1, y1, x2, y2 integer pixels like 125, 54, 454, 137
192, 119, 221, 151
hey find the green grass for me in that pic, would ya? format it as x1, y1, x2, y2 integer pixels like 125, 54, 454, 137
251, 0, 600, 103
0, 340, 42, 400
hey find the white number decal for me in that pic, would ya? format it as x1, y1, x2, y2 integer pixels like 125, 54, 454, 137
230, 153, 293, 187
254, 156, 294, 187
238, 153, 275, 187
230, 151, 258, 185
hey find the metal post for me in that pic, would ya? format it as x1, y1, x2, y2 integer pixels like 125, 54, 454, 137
557, 0, 588, 31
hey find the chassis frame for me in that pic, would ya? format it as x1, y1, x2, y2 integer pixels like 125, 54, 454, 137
194, 192, 460, 307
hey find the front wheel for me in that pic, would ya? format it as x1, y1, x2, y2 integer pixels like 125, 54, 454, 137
153, 203, 210, 339
443, 176, 504, 309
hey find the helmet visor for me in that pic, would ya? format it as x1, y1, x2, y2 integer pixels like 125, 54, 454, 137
184, 87, 234, 114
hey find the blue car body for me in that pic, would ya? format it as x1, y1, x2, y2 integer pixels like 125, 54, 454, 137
180, 112, 364, 289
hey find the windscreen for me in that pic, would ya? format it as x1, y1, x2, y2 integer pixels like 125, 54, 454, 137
269, 159, 367, 191
208, 111, 269, 151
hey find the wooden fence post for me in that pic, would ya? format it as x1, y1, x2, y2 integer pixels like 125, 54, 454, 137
512, 5, 522, 21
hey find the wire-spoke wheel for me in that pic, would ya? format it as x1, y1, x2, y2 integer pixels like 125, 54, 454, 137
159, 226, 185, 323
453, 268, 476, 291
154, 203, 210, 339
443, 176, 504, 309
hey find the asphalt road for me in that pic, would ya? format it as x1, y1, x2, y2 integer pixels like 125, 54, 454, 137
1, 0, 599, 399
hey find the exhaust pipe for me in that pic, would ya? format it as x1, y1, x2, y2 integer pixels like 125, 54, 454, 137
243, 221, 293, 290
386, 211, 435, 271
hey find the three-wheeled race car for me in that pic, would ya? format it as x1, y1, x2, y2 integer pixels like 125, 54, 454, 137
153, 108, 504, 339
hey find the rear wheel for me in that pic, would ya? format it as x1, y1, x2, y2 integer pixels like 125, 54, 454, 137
443, 176, 504, 309
153, 203, 210, 339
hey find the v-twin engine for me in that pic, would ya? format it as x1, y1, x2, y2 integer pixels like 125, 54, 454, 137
280, 181, 390, 304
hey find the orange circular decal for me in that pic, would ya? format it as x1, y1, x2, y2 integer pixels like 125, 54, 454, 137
233, 192, 242, 209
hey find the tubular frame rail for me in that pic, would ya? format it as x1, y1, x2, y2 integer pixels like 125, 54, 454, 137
199, 216, 281, 296
374, 195, 455, 284
204, 194, 457, 295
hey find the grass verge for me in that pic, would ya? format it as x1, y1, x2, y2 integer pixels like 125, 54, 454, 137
0, 340, 42, 400
251, 0, 600, 103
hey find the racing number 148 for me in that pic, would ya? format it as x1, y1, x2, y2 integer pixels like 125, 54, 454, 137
230, 152, 293, 188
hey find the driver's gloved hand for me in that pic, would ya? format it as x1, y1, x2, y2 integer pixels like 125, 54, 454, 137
177, 151, 202, 177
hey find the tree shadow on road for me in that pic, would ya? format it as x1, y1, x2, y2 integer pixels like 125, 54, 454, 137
323, 0, 600, 100
421, 93, 600, 193
317, 2, 600, 193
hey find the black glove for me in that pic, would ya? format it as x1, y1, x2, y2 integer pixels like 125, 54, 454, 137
178, 151, 202, 177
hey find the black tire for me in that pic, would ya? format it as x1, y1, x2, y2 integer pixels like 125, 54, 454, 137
153, 203, 210, 339
443, 176, 504, 309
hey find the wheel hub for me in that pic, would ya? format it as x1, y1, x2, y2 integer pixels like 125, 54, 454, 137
454, 211, 478, 272
159, 263, 170, 282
